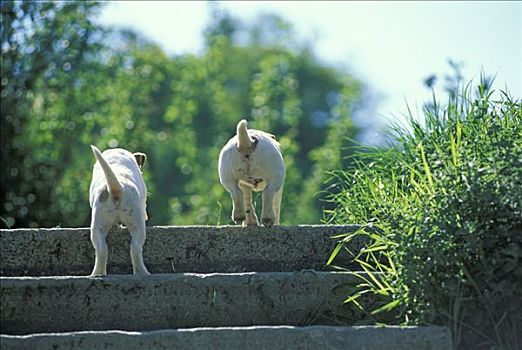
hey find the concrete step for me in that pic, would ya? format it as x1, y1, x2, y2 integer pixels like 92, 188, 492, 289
0, 225, 363, 276
1, 272, 390, 335
0, 325, 452, 350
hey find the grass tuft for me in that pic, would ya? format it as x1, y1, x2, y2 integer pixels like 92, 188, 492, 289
326, 77, 522, 349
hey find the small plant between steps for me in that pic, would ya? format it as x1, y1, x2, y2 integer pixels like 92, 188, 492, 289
326, 75, 521, 350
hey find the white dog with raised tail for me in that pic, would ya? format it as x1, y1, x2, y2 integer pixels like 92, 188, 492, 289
218, 119, 285, 227
89, 145, 150, 276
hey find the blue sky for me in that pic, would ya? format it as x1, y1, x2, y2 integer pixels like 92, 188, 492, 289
98, 1, 521, 141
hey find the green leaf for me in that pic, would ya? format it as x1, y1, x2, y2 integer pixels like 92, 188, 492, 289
370, 299, 400, 315
326, 242, 343, 266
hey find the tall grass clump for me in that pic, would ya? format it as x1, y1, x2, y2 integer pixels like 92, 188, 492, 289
326, 77, 521, 349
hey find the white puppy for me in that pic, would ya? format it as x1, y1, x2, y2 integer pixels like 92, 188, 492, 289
89, 145, 150, 276
218, 120, 285, 227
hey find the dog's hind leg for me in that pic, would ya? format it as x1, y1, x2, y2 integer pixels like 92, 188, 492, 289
273, 187, 283, 225
125, 213, 150, 275
261, 185, 278, 228
239, 181, 259, 226
228, 182, 246, 224
90, 211, 109, 276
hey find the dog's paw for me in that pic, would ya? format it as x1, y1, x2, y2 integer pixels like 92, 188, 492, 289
242, 219, 259, 227
243, 210, 259, 226
262, 217, 274, 228
90, 272, 107, 278
232, 212, 246, 224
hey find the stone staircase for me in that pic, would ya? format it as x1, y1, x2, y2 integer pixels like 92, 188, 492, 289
0, 225, 451, 349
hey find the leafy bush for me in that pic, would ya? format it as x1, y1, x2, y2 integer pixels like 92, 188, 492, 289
327, 77, 522, 349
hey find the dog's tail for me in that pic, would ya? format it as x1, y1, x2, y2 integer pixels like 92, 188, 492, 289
236, 119, 254, 152
91, 145, 123, 201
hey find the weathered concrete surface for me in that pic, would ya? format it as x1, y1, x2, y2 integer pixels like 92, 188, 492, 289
1, 272, 388, 335
0, 326, 452, 350
0, 225, 364, 276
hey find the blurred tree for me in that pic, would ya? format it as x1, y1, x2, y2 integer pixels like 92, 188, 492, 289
1, 1, 103, 227
154, 9, 361, 225
1, 4, 361, 228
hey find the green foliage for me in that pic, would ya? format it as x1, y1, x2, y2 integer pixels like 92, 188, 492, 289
1, 1, 104, 227
1, 4, 361, 228
327, 77, 522, 349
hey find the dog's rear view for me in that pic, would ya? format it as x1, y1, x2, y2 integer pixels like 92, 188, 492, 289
89, 145, 149, 276
218, 120, 286, 227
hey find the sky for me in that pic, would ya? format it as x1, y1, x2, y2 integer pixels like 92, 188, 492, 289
98, 1, 521, 142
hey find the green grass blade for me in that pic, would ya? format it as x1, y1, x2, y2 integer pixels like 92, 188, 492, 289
326, 242, 343, 266
370, 299, 401, 315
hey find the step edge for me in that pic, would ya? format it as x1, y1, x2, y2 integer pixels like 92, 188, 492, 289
0, 324, 451, 337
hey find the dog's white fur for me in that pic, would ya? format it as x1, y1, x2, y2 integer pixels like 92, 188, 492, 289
218, 120, 285, 227
89, 145, 150, 276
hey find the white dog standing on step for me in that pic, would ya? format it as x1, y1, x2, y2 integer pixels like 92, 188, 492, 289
89, 145, 150, 276
218, 120, 285, 227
